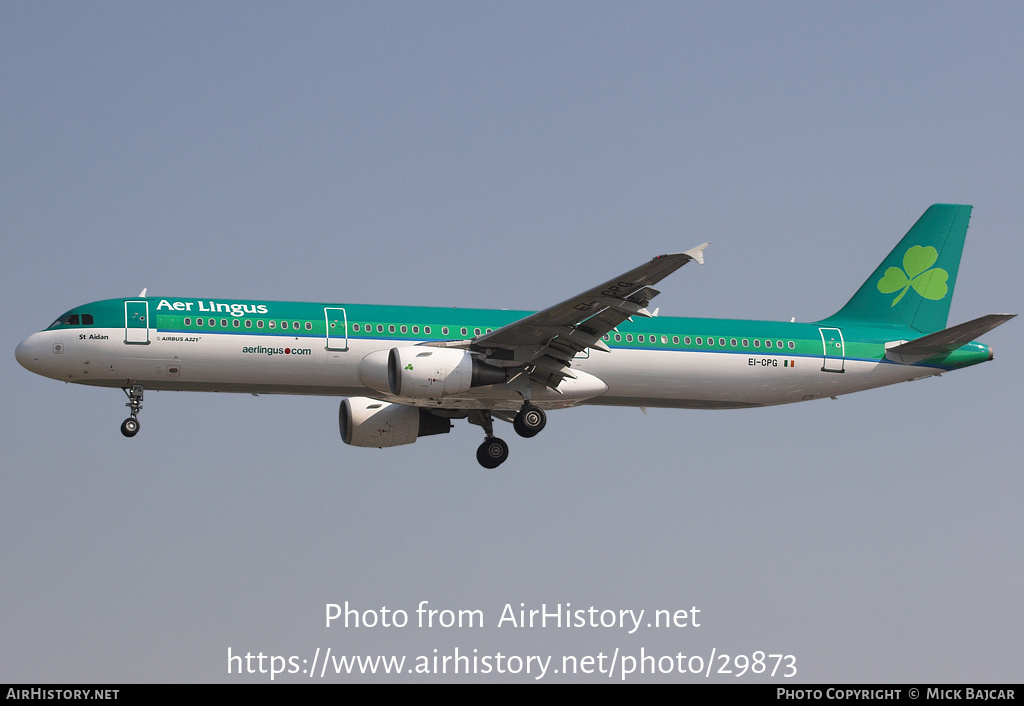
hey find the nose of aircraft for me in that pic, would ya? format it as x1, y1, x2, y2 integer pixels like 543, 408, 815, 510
15, 334, 40, 371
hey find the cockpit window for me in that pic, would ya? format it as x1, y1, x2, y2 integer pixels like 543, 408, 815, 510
48, 313, 93, 328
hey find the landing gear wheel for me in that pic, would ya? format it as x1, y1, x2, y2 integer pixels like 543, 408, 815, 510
120, 384, 144, 437
121, 417, 140, 437
476, 437, 509, 469
513, 404, 546, 438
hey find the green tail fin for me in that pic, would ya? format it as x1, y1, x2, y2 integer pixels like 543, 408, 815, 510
817, 204, 972, 333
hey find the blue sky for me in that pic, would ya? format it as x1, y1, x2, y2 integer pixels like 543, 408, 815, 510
3, 2, 1022, 682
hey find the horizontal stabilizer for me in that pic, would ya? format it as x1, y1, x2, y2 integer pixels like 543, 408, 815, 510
885, 313, 1015, 363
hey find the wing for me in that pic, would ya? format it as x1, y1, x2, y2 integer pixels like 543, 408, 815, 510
456, 243, 709, 389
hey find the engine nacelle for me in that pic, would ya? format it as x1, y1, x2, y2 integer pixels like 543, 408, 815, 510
387, 347, 504, 398
339, 397, 452, 448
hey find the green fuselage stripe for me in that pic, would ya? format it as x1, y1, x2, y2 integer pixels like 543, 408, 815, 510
44, 297, 991, 370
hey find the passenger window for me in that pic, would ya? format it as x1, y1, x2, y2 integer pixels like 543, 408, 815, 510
293, 321, 300, 330
442, 327, 449, 335
221, 319, 228, 327
461, 327, 468, 336
753, 340, 760, 347
269, 321, 276, 329
185, 318, 192, 326
788, 341, 795, 349
233, 319, 240, 327
625, 334, 633, 342
246, 320, 253, 328
765, 340, 772, 348
400, 325, 407, 334
412, 326, 419, 334
614, 334, 621, 342
257, 320, 264, 329
730, 338, 737, 347
742, 339, 749, 347
684, 336, 691, 345
638, 335, 644, 343
377, 324, 384, 333
696, 337, 702, 345
353, 324, 360, 332
389, 325, 396, 333
672, 336, 679, 344
719, 338, 726, 346
424, 326, 431, 335
777, 340, 783, 349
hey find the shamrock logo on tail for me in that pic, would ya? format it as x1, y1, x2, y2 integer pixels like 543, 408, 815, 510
877, 245, 949, 307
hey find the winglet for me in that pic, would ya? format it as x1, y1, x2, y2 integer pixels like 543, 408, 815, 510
138, 288, 148, 298
683, 242, 710, 266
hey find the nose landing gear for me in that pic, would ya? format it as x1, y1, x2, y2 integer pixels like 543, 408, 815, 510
120, 384, 143, 437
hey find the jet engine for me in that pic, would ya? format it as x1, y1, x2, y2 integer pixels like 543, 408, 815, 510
339, 397, 452, 448
386, 347, 505, 398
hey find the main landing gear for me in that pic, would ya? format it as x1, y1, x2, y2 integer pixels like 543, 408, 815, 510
477, 436, 509, 469
513, 403, 546, 438
470, 403, 548, 469
120, 384, 144, 437
469, 410, 508, 469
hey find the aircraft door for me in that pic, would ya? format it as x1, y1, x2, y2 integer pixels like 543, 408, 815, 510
325, 308, 348, 351
819, 327, 845, 373
124, 301, 150, 344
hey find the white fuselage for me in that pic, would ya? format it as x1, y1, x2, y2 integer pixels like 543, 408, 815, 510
16, 325, 939, 412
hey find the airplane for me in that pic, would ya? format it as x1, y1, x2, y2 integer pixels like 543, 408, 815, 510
16, 204, 1014, 468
